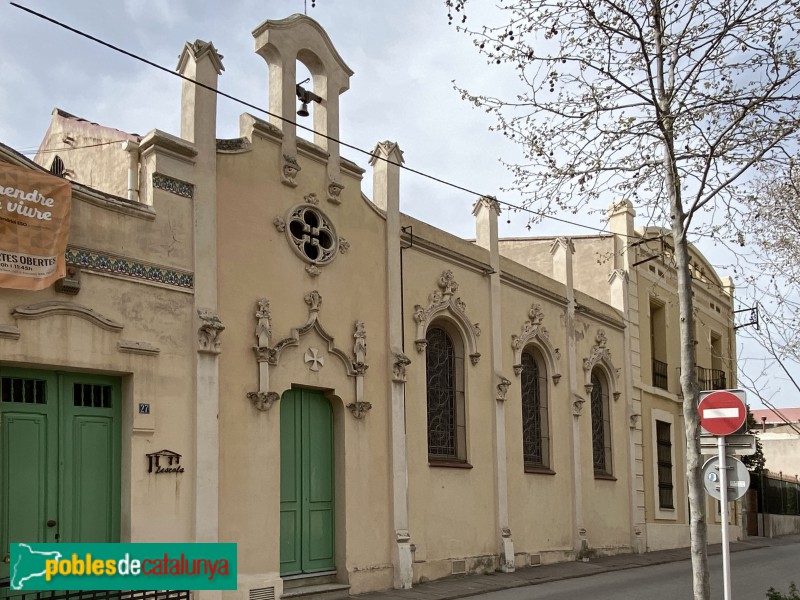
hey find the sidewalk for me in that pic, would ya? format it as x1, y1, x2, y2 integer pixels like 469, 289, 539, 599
353, 535, 800, 600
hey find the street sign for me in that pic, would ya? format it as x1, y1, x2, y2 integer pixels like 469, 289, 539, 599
700, 434, 756, 456
702, 455, 751, 501
698, 389, 747, 436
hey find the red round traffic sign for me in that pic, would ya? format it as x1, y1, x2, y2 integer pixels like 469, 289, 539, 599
698, 390, 746, 436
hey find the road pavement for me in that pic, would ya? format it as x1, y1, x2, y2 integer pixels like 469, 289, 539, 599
352, 535, 800, 600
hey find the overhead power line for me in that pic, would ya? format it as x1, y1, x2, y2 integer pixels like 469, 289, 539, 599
10, 2, 629, 239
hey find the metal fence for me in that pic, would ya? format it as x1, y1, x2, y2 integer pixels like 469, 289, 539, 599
751, 472, 800, 516
0, 581, 190, 600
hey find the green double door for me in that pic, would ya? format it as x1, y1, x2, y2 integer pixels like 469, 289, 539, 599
280, 389, 335, 576
0, 367, 121, 579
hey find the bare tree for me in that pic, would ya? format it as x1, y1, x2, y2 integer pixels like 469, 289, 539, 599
445, 1, 800, 598
742, 162, 800, 363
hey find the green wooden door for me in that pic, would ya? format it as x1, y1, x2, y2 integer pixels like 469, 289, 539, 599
280, 389, 334, 576
0, 368, 120, 580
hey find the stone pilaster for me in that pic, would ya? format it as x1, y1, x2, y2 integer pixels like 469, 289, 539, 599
370, 141, 413, 589
473, 196, 514, 571
177, 41, 223, 581
608, 200, 646, 553
550, 237, 586, 556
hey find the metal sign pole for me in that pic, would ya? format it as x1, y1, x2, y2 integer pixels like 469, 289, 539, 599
718, 435, 731, 600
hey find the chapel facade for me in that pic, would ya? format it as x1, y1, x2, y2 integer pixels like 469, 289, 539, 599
0, 14, 740, 600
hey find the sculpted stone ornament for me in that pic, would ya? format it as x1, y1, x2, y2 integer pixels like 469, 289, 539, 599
496, 375, 512, 401
197, 309, 224, 354
582, 328, 619, 399
248, 391, 280, 411
392, 350, 412, 382
327, 181, 344, 204
339, 238, 350, 254
629, 412, 641, 429
572, 394, 586, 417
306, 264, 321, 277
255, 299, 272, 343
304, 347, 325, 371
413, 270, 481, 363
253, 345, 278, 364
583, 330, 612, 372
347, 400, 372, 419
353, 321, 367, 364
511, 303, 562, 384
273, 216, 286, 232
285, 204, 339, 266
281, 154, 301, 187
305, 290, 323, 313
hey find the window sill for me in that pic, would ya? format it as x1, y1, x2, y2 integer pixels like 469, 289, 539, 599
429, 459, 473, 469
524, 465, 556, 475
594, 472, 617, 481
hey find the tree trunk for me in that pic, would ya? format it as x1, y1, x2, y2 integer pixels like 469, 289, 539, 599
667, 159, 710, 600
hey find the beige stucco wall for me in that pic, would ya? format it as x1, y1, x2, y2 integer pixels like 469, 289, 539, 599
399, 221, 497, 581
759, 432, 800, 478
215, 119, 393, 594
34, 111, 138, 200
0, 154, 197, 545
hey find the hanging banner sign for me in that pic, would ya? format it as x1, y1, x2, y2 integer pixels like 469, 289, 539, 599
0, 162, 72, 290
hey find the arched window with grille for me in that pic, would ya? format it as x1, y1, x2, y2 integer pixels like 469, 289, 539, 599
521, 348, 550, 471
591, 368, 613, 476
49, 155, 65, 177
425, 322, 467, 463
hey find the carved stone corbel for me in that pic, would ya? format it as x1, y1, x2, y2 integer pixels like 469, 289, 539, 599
392, 350, 412, 382
281, 154, 300, 187
629, 413, 641, 429
197, 309, 224, 354
347, 400, 372, 419
248, 391, 280, 412
327, 181, 344, 204
572, 394, 585, 417
496, 375, 511, 401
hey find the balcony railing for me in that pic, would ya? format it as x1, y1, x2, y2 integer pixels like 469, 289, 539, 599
696, 367, 726, 391
652, 359, 668, 390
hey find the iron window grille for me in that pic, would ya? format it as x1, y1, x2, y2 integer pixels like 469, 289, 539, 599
521, 351, 549, 468
591, 370, 612, 476
656, 420, 675, 509
425, 325, 466, 461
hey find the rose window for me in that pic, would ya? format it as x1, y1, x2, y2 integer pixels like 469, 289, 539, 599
286, 204, 338, 264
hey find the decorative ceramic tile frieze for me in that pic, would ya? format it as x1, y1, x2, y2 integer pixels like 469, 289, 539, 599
216, 138, 250, 152
66, 246, 194, 290
152, 173, 194, 198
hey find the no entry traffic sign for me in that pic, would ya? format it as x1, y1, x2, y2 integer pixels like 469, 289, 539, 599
698, 389, 747, 436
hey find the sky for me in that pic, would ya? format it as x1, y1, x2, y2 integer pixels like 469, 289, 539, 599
0, 0, 796, 409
